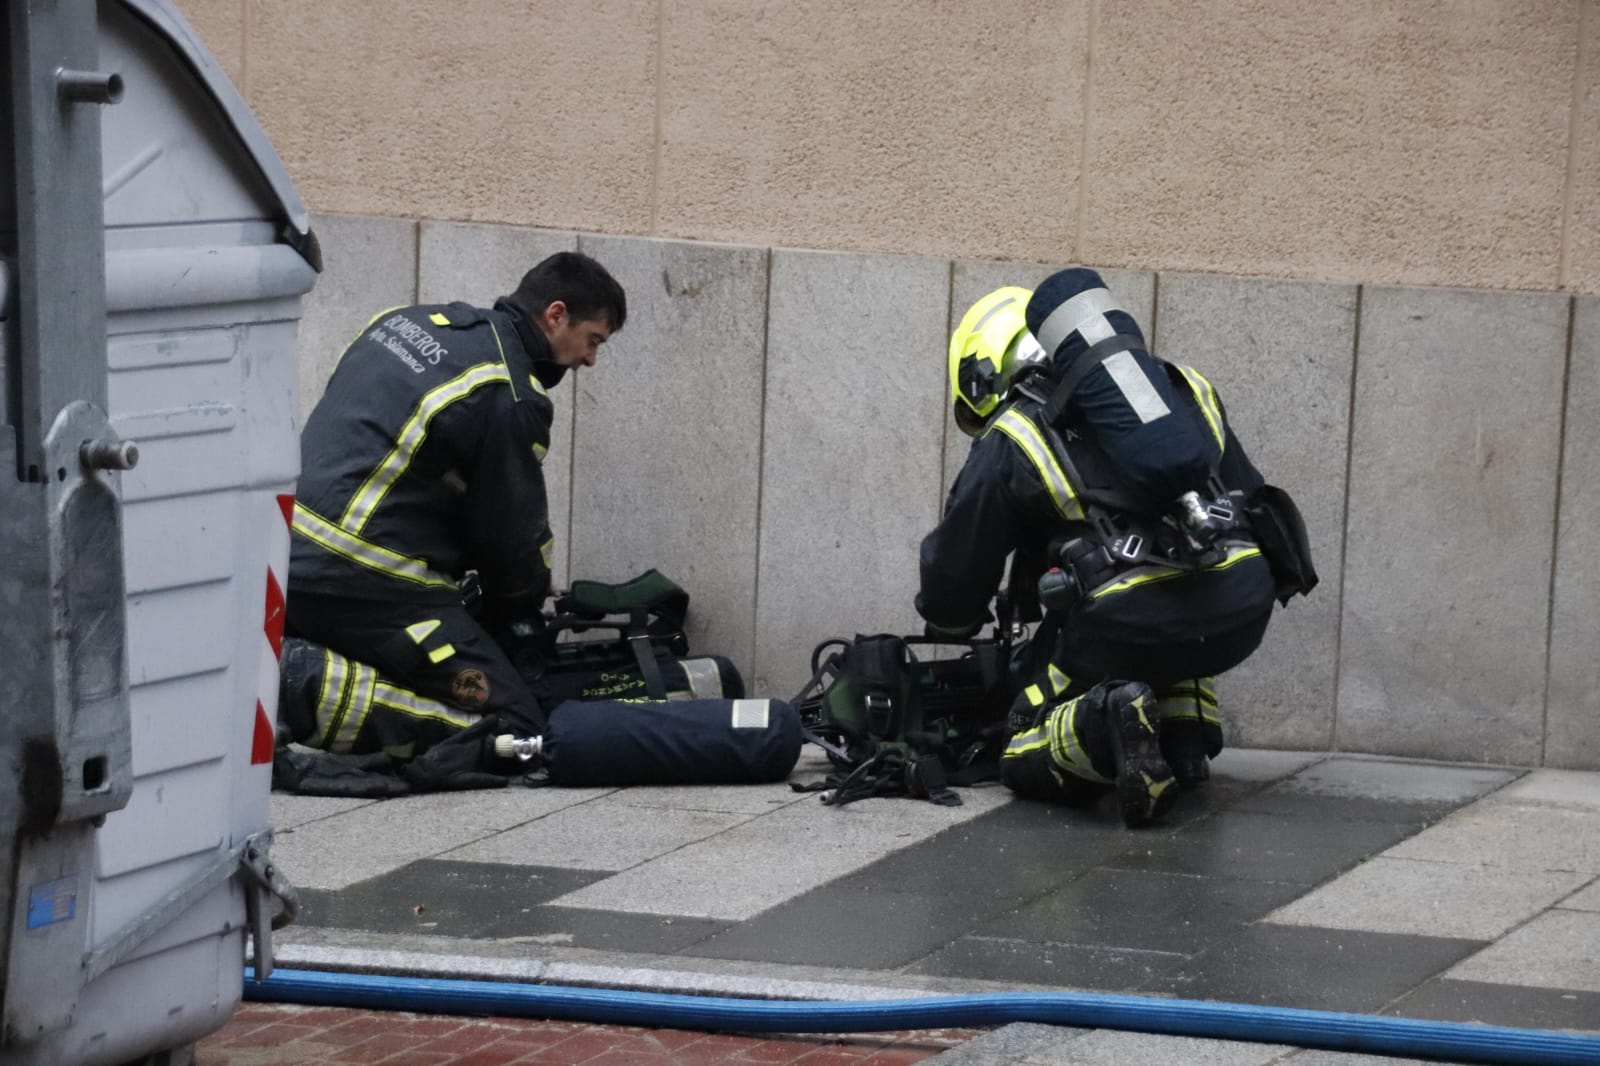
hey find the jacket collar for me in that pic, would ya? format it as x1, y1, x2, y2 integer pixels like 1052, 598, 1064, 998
495, 297, 568, 390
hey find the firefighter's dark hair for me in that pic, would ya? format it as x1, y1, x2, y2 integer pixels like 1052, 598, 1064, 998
510, 252, 627, 332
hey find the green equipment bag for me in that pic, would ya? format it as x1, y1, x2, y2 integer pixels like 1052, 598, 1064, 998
791, 632, 1012, 807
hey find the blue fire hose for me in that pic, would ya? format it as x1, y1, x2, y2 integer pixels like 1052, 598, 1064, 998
245, 967, 1600, 1065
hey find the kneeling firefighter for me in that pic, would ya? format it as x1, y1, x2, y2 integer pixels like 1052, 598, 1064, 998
917, 268, 1315, 827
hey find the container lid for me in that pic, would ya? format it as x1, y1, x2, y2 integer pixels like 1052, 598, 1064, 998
120, 0, 322, 271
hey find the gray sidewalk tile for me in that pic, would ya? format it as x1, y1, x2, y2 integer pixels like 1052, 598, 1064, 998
269, 794, 375, 831
1387, 800, 1600, 872
681, 885, 989, 970
271, 787, 610, 890
1386, 977, 1600, 1035
1264, 856, 1590, 940
1560, 878, 1600, 911
920, 1022, 1088, 1066
1054, 1029, 1296, 1065
1337, 286, 1568, 764
1490, 768, 1600, 810
1111, 809, 1416, 885
1206, 749, 1324, 784
1154, 272, 1357, 753
544, 786, 1013, 920
1284, 1054, 1474, 1066
442, 795, 755, 871
604, 781, 815, 816
1548, 296, 1600, 770
570, 235, 768, 674
1229, 757, 1518, 823
1147, 926, 1483, 1012
1444, 909, 1600, 993
906, 936, 1185, 992
978, 869, 1304, 955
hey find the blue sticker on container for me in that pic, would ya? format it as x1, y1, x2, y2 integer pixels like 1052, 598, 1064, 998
26, 877, 77, 929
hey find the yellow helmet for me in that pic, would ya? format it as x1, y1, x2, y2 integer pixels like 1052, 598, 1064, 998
948, 286, 1047, 436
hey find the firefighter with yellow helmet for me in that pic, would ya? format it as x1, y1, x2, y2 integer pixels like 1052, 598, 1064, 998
919, 268, 1314, 827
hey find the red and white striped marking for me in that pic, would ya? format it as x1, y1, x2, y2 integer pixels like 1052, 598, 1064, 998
251, 493, 294, 765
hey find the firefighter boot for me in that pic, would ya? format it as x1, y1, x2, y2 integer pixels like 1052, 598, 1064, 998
1103, 681, 1177, 828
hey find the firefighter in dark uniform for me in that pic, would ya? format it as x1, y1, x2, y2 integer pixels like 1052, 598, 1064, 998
919, 268, 1310, 827
277, 252, 626, 758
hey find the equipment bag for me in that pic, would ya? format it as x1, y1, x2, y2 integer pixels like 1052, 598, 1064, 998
541, 654, 745, 706
532, 697, 802, 786
1243, 483, 1318, 605
532, 569, 696, 700
791, 633, 1012, 807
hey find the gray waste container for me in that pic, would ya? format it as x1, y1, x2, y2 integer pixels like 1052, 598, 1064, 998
0, 1, 316, 1062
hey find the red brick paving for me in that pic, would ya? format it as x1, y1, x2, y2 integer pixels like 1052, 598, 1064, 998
196, 1003, 977, 1066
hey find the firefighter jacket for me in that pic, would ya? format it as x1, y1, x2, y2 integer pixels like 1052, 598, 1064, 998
290, 300, 561, 615
918, 361, 1270, 639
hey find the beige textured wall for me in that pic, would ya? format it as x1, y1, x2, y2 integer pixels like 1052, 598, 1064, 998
175, 0, 1597, 293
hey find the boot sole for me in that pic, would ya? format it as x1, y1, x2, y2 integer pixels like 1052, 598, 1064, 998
1108, 688, 1176, 828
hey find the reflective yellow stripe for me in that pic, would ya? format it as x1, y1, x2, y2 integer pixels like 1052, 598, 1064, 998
293, 503, 458, 589
406, 620, 442, 643
427, 643, 456, 664
1048, 664, 1072, 695
990, 409, 1083, 522
372, 682, 479, 731
533, 442, 548, 461
527, 373, 549, 398
1004, 725, 1051, 757
313, 647, 349, 750
1025, 684, 1045, 707
540, 537, 555, 569
1089, 546, 1262, 601
429, 312, 450, 326
328, 660, 378, 753
340, 362, 511, 533
1178, 365, 1225, 452
1050, 696, 1111, 783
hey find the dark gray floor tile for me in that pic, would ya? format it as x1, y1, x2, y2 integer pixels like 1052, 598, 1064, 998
977, 868, 1307, 954
296, 860, 609, 938
680, 886, 988, 970
1145, 925, 1484, 1012
905, 935, 1186, 991
1386, 978, 1600, 1035
480, 906, 730, 954
1231, 787, 1465, 824
1111, 809, 1418, 884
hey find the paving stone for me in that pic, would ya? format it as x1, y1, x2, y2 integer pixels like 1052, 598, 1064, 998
1490, 768, 1600, 810
1386, 977, 1600, 1036
1206, 749, 1324, 784
1443, 909, 1600, 993
1283, 1054, 1475, 1066
1337, 286, 1568, 764
545, 782, 1012, 921
978, 868, 1305, 955
1145, 925, 1483, 1012
1154, 272, 1357, 752
1232, 757, 1520, 822
1387, 800, 1600, 873
296, 213, 417, 422
1110, 808, 1417, 885
1560, 878, 1600, 911
905, 935, 1186, 993
569, 234, 769, 675
270, 786, 611, 890
1264, 856, 1590, 940
269, 793, 376, 831
442, 794, 755, 871
1547, 296, 1600, 770
681, 885, 992, 970
1053, 1028, 1295, 1065
918, 1023, 1087, 1066
606, 781, 817, 816
753, 248, 950, 697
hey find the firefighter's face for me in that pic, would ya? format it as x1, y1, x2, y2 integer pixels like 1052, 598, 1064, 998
539, 300, 612, 368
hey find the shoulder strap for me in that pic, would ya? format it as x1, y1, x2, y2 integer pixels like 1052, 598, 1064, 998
1043, 333, 1149, 424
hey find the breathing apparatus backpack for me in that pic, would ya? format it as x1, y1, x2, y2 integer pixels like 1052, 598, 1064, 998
790, 623, 1015, 807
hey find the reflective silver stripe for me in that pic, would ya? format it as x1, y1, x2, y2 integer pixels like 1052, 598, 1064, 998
992, 409, 1083, 521
1103, 350, 1171, 423
1050, 696, 1111, 783
329, 659, 378, 753
341, 362, 510, 533
1034, 287, 1123, 356
313, 647, 350, 749
680, 658, 723, 699
1004, 724, 1050, 757
293, 503, 457, 589
1048, 664, 1072, 695
372, 681, 479, 731
731, 699, 770, 728
1177, 365, 1224, 449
